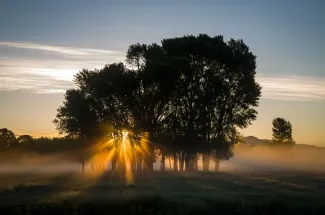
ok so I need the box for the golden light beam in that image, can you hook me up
[83,130,153,185]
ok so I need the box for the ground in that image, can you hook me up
[0,170,324,214]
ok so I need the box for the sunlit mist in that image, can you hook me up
[82,130,152,185]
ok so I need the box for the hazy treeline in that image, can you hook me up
[1,127,323,173]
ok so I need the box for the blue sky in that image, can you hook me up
[0,0,324,145]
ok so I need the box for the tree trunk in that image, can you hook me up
[189,157,195,172]
[136,156,141,172]
[161,153,165,171]
[202,154,210,172]
[173,153,178,171]
[185,153,195,172]
[215,158,220,172]
[81,159,85,174]
[132,158,136,171]
[142,133,153,172]
[168,157,172,171]
[112,157,117,171]
[179,151,185,171]
[185,153,190,171]
[145,155,153,172]
[91,162,95,172]
[140,157,143,172]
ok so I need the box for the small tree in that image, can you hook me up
[272,118,294,144]
[0,128,16,149]
[17,135,33,144]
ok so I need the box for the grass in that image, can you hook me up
[0,171,324,214]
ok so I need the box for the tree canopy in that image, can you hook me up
[272,117,294,144]
[17,135,33,144]
[0,128,16,149]
[54,34,262,164]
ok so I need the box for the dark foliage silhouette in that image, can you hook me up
[0,128,16,149]
[52,34,261,172]
[272,117,294,145]
[16,135,33,144]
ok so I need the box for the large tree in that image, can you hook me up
[272,117,294,144]
[54,34,261,172]
[161,34,261,171]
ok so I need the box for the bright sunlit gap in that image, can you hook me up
[85,129,150,185]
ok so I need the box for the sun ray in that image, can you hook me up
[81,130,154,185]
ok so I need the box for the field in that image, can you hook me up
[0,170,325,214]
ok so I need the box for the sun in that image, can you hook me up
[87,129,149,185]
[122,130,129,138]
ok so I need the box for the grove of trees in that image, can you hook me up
[53,34,262,172]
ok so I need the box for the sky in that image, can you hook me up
[0,0,324,146]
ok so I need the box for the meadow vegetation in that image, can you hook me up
[0,171,325,215]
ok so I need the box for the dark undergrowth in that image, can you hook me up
[1,171,324,214]
[0,196,324,215]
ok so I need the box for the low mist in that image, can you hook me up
[1,143,324,174]
[0,150,81,174]
[227,144,325,172]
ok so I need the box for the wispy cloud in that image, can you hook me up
[0,41,324,101]
[0,41,118,56]
[0,58,100,93]
[257,75,325,102]
[0,76,73,94]
[0,41,125,93]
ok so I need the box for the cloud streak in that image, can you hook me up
[0,76,73,94]
[0,41,125,94]
[0,58,100,93]
[257,75,325,102]
[0,41,118,56]
[0,41,324,101]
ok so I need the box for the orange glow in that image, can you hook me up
[85,130,151,185]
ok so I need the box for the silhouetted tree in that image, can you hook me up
[162,34,261,171]
[0,128,16,149]
[53,89,103,138]
[272,118,294,144]
[17,135,33,144]
[53,34,261,172]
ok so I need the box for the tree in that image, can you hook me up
[161,34,261,171]
[54,34,261,172]
[17,135,33,144]
[54,88,102,138]
[272,118,294,144]
[0,128,16,149]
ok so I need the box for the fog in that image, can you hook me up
[0,144,324,174]
[228,144,325,172]
[0,151,81,174]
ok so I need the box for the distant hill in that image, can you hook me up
[242,136,325,150]
[242,136,270,145]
